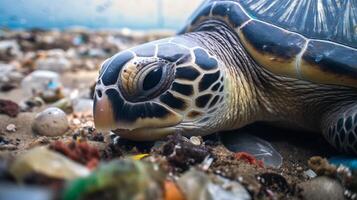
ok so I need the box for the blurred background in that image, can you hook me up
[0,0,205,104]
[0,0,203,30]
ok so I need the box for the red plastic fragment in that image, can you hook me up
[0,99,20,117]
[49,141,100,169]
[235,152,264,168]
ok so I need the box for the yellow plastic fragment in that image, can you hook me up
[130,154,150,160]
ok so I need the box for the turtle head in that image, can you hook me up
[93,36,228,140]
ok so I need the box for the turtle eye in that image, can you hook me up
[143,67,163,91]
[119,60,174,103]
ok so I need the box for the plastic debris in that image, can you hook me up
[32,107,69,137]
[21,70,63,101]
[164,181,185,200]
[221,133,282,168]
[35,54,71,73]
[0,40,22,61]
[329,156,357,170]
[87,48,107,58]
[200,156,214,171]
[49,141,100,169]
[162,134,210,169]
[0,99,20,117]
[130,154,150,160]
[9,147,90,182]
[235,152,264,168]
[62,159,165,200]
[304,169,317,179]
[177,168,251,200]
[0,63,23,91]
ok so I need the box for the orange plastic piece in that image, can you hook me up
[164,180,186,200]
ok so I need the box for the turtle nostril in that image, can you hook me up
[96,89,102,98]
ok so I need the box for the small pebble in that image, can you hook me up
[83,121,94,127]
[6,124,16,132]
[72,118,81,125]
[296,166,303,172]
[299,176,345,200]
[32,107,69,137]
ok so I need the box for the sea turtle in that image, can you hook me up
[93,0,357,154]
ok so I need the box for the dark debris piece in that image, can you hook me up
[0,136,10,145]
[23,172,65,190]
[258,172,291,193]
[0,83,17,92]
[102,142,124,160]
[114,138,155,153]
[0,159,15,182]
[161,134,210,169]
[202,133,220,146]
[72,127,104,143]
[88,132,104,142]
[0,99,20,117]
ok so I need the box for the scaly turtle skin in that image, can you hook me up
[94,0,357,154]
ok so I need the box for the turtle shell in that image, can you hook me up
[182,0,357,88]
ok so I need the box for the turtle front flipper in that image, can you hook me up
[323,105,357,154]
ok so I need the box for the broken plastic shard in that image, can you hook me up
[221,133,282,168]
[0,63,23,86]
[21,70,62,97]
[304,169,317,179]
[0,40,22,60]
[35,56,71,73]
[62,159,165,200]
[177,168,251,200]
[9,147,90,181]
[329,156,357,170]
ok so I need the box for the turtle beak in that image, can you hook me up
[93,92,180,140]
[93,88,183,138]
[93,93,117,131]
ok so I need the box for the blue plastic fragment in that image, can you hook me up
[47,81,59,89]
[329,156,357,170]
